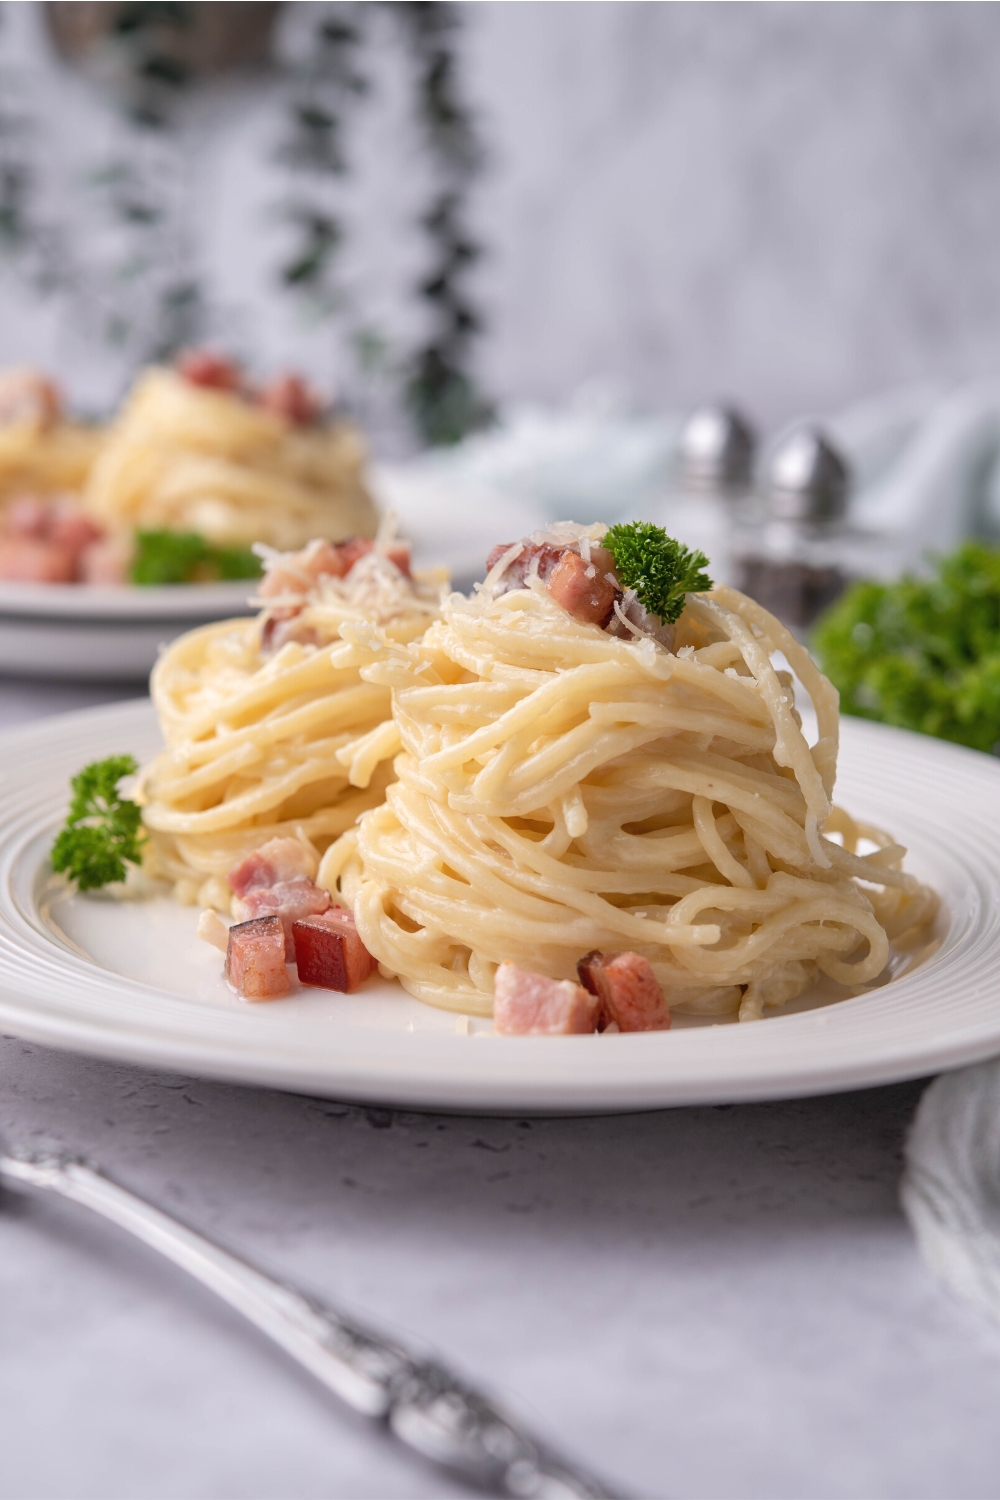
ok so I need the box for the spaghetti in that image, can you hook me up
[320,523,938,1021]
[84,366,376,551]
[0,369,102,507]
[139,530,445,911]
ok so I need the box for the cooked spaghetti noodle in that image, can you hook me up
[320,525,937,1021]
[0,369,102,507]
[139,533,444,911]
[84,366,376,550]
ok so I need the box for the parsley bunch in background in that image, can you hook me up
[813,542,1000,753]
[51,755,145,891]
[605,522,713,625]
[130,530,261,586]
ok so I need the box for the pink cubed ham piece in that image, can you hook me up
[0,536,75,582]
[258,539,352,598]
[0,370,61,426]
[79,534,132,585]
[176,349,242,391]
[485,541,564,593]
[225,914,290,1000]
[545,549,618,625]
[258,373,322,426]
[231,878,331,962]
[293,908,378,991]
[493,960,599,1036]
[577,950,671,1032]
[258,536,409,602]
[4,496,50,537]
[227,838,316,898]
[260,608,321,653]
[47,504,103,558]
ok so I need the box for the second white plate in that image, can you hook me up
[0,579,257,680]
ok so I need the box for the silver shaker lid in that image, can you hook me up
[677,404,756,491]
[767,427,850,523]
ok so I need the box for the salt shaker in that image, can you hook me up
[657,405,756,583]
[732,427,864,635]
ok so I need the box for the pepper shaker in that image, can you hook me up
[732,427,864,635]
[656,405,756,583]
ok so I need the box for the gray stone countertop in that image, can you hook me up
[2,676,1000,1500]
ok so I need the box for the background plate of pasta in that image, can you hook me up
[0,355,378,679]
[0,521,998,1112]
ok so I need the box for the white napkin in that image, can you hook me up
[372,376,1000,588]
[901,1058,1000,1322]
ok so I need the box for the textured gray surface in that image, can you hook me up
[4,1044,1000,1500]
[4,682,1000,1500]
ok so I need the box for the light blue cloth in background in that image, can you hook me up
[372,379,1000,589]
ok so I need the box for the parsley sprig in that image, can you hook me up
[605,522,712,625]
[813,542,1000,753]
[130,530,261,586]
[50,756,145,892]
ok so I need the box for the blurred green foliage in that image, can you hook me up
[130,529,261,585]
[812,542,1000,753]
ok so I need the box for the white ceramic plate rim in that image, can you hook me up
[0,578,257,622]
[2,700,1000,1113]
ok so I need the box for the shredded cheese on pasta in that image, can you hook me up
[138,542,445,910]
[318,571,938,1021]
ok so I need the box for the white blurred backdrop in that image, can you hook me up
[1,2,1000,437]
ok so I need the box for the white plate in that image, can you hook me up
[1,700,999,1113]
[0,580,256,680]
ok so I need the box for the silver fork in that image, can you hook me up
[0,1142,622,1500]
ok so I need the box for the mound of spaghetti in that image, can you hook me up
[138,528,444,911]
[84,353,376,552]
[320,522,938,1024]
[0,369,102,507]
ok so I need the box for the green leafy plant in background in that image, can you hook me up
[812,542,1000,753]
[394,2,491,446]
[51,754,144,891]
[130,529,261,584]
[276,0,490,447]
[276,2,368,302]
[605,522,713,625]
[42,1,209,360]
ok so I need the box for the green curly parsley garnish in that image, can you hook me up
[604,522,713,625]
[130,530,262,586]
[813,542,1000,754]
[50,755,145,891]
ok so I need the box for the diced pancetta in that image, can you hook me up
[577,950,671,1032]
[545,548,618,625]
[258,536,411,602]
[485,541,565,594]
[493,960,599,1036]
[227,837,317,897]
[79,534,132,585]
[231,878,332,962]
[46,503,103,557]
[293,908,378,991]
[259,608,320,653]
[257,373,322,426]
[605,594,676,651]
[0,369,61,427]
[0,536,75,583]
[225,914,290,1000]
[176,350,242,391]
[4,496,50,537]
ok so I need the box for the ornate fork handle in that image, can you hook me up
[0,1149,622,1499]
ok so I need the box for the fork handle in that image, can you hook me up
[0,1150,621,1499]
